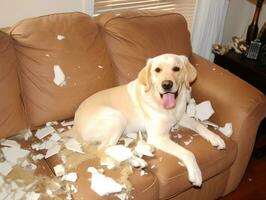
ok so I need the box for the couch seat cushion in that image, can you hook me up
[146,128,237,199]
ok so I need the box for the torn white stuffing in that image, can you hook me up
[23,130,33,141]
[21,160,37,170]
[35,126,56,140]
[32,154,44,161]
[61,120,74,127]
[115,193,128,200]
[45,144,61,159]
[26,192,40,200]
[0,161,13,176]
[2,146,30,165]
[57,35,65,40]
[46,121,58,126]
[1,139,20,148]
[57,128,65,133]
[53,164,65,177]
[130,156,147,169]
[105,145,133,163]
[88,167,124,196]
[49,133,61,142]
[134,142,154,158]
[100,159,115,170]
[64,138,84,154]
[62,172,78,182]
[218,123,233,137]
[14,189,26,200]
[195,101,215,121]
[53,65,66,87]
[184,139,192,146]
[97,65,104,69]
[140,170,147,176]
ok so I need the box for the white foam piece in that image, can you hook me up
[140,170,147,176]
[32,154,44,161]
[219,123,233,137]
[130,156,147,169]
[61,120,74,127]
[115,193,128,200]
[88,167,123,196]
[53,65,66,87]
[195,101,215,121]
[100,159,115,170]
[35,126,56,140]
[54,164,65,177]
[14,189,26,200]
[46,121,58,126]
[0,161,13,176]
[1,139,20,148]
[45,144,61,159]
[105,145,133,163]
[184,139,192,146]
[26,192,40,200]
[134,142,154,157]
[57,128,65,133]
[57,34,65,40]
[64,138,84,154]
[49,133,61,142]
[23,130,33,141]
[21,160,37,170]
[2,146,30,165]
[62,172,78,182]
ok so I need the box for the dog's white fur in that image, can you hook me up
[70,54,225,186]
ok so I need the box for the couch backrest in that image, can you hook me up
[9,12,115,128]
[0,30,27,138]
[96,11,192,84]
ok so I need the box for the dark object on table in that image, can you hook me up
[246,39,261,59]
[246,0,265,45]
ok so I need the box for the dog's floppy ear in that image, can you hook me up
[182,56,197,88]
[138,59,152,92]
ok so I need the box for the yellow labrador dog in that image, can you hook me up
[71,54,225,186]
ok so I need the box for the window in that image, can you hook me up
[94,0,197,31]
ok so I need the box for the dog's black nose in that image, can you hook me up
[162,80,173,90]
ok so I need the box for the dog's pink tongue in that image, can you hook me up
[162,93,176,109]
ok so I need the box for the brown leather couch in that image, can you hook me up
[1,11,266,200]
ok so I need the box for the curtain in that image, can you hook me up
[191,0,229,61]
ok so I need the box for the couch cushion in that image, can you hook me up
[146,128,237,199]
[96,11,192,84]
[0,30,27,138]
[10,12,115,128]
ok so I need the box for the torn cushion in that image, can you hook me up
[10,12,115,128]
[146,128,237,199]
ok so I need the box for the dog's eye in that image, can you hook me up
[155,67,161,73]
[172,66,180,72]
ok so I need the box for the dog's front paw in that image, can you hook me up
[208,134,226,150]
[183,153,202,187]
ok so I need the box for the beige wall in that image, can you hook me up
[0,0,93,28]
[223,0,266,43]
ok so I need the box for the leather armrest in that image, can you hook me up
[190,53,266,195]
